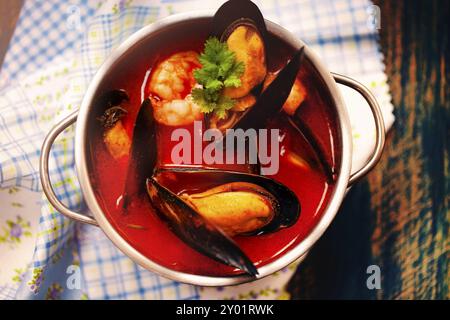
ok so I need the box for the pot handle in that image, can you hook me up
[40,111,99,226]
[332,73,386,186]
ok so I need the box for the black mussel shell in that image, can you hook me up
[211,0,268,42]
[96,89,130,129]
[288,109,336,183]
[228,47,305,132]
[122,98,157,210]
[220,18,264,44]
[146,177,258,276]
[98,89,129,108]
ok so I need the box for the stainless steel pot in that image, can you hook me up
[39,12,385,286]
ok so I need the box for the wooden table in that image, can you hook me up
[0,0,447,300]
[0,0,23,69]
[288,0,449,299]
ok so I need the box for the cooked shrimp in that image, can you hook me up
[152,95,203,126]
[263,72,307,116]
[148,51,203,126]
[148,51,200,101]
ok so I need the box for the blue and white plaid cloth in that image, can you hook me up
[0,0,394,300]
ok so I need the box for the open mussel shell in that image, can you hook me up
[228,47,305,132]
[155,168,301,235]
[209,47,305,151]
[211,0,268,42]
[287,109,336,183]
[122,98,157,210]
[212,0,268,102]
[97,89,129,108]
[96,89,130,128]
[146,177,258,276]
[205,0,273,132]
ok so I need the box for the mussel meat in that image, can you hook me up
[181,182,277,236]
[222,23,267,99]
[263,73,307,116]
[97,89,131,160]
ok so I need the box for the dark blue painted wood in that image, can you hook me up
[289,0,449,299]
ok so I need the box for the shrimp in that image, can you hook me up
[263,72,307,116]
[148,51,203,126]
[152,95,203,126]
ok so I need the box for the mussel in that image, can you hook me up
[221,22,267,99]
[96,89,130,120]
[229,47,305,131]
[212,0,268,41]
[207,0,269,132]
[288,110,336,182]
[146,176,258,276]
[261,70,336,181]
[122,98,157,210]
[154,168,300,236]
[211,2,307,134]
[97,89,132,160]
[146,168,300,275]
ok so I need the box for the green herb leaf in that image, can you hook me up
[193,37,245,119]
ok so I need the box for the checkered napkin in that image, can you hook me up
[0,0,394,300]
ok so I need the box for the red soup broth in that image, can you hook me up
[88,34,341,276]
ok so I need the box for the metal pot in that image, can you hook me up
[40,12,385,286]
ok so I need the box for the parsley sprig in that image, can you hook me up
[192,37,245,119]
